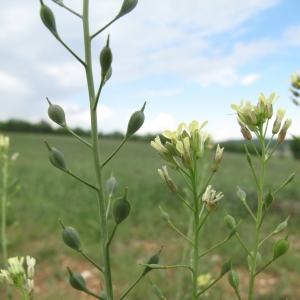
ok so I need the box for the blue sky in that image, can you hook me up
[1,0,300,141]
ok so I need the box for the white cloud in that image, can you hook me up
[138,112,175,135]
[241,73,261,85]
[0,72,33,95]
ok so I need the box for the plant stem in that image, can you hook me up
[82,1,113,298]
[64,125,92,148]
[1,156,8,269]
[118,274,144,300]
[169,222,194,245]
[91,17,119,40]
[68,171,98,190]
[80,251,104,273]
[248,137,266,300]
[102,138,128,167]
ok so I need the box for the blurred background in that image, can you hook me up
[1,1,300,299]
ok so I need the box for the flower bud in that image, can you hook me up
[59,220,82,252]
[125,102,146,138]
[142,246,163,276]
[44,141,69,172]
[220,258,232,277]
[47,97,66,127]
[241,126,252,140]
[113,188,131,224]
[228,269,239,294]
[212,144,224,172]
[272,108,285,134]
[283,167,299,186]
[247,252,261,271]
[277,118,292,144]
[158,166,178,194]
[117,0,138,18]
[273,235,290,260]
[290,96,299,105]
[106,172,118,198]
[67,267,88,292]
[39,1,59,38]
[100,35,113,79]
[224,215,236,230]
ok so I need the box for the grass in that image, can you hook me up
[1,132,300,300]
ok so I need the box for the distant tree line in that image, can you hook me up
[1,119,294,156]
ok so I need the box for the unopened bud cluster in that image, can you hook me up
[0,256,36,298]
[231,93,292,144]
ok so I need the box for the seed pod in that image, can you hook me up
[47,97,66,127]
[67,267,88,292]
[40,1,59,38]
[113,188,131,225]
[117,0,138,18]
[100,35,113,78]
[228,269,239,293]
[159,206,170,223]
[103,67,112,86]
[99,290,107,300]
[44,141,69,172]
[125,102,146,138]
[106,172,118,198]
[273,216,290,234]
[61,224,82,252]
[247,252,261,271]
[142,246,163,276]
[224,215,236,230]
[273,235,290,260]
[220,258,232,277]
[237,187,246,202]
[264,187,274,210]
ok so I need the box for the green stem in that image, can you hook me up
[107,224,118,247]
[178,168,193,190]
[197,171,214,200]
[1,156,8,269]
[80,251,104,273]
[57,37,86,67]
[197,211,210,232]
[68,171,98,190]
[118,274,144,300]
[258,232,273,248]
[169,222,194,245]
[82,1,113,299]
[248,135,266,300]
[53,1,82,18]
[140,263,193,272]
[106,196,113,218]
[176,193,195,212]
[93,80,104,111]
[86,289,106,300]
[255,259,275,276]
[102,138,128,167]
[265,143,279,164]
[250,140,262,162]
[91,17,119,40]
[197,276,221,297]
[235,234,252,257]
[241,200,257,222]
[64,125,92,148]
[198,238,228,259]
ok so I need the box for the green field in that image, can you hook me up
[1,132,300,300]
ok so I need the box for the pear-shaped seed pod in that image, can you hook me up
[247,251,261,271]
[47,98,66,127]
[220,259,232,277]
[273,236,290,260]
[99,290,107,299]
[62,226,82,252]
[125,102,146,138]
[264,187,274,210]
[142,246,163,276]
[113,188,131,224]
[40,2,59,38]
[224,215,236,230]
[67,267,88,292]
[100,35,113,78]
[228,269,239,292]
[117,0,138,18]
[106,172,118,198]
[45,141,69,172]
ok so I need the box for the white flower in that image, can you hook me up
[26,256,36,279]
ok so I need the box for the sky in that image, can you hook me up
[1,0,300,142]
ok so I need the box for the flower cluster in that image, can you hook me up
[151,120,223,171]
[231,93,292,144]
[0,256,36,299]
